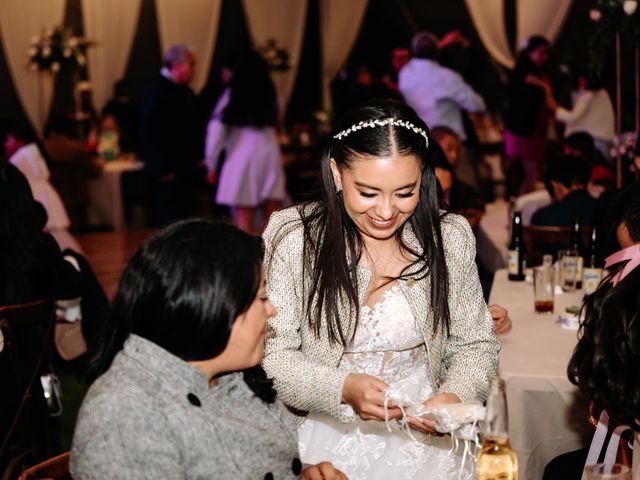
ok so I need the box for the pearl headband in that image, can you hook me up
[333,118,429,148]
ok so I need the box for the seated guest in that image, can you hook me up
[71,219,345,479]
[544,182,640,479]
[43,117,101,231]
[4,124,70,231]
[531,154,596,226]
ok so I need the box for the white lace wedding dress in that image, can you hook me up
[298,284,469,480]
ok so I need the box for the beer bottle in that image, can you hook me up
[476,378,518,480]
[570,218,584,289]
[582,227,603,295]
[508,211,525,281]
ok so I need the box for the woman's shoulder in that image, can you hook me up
[440,212,474,242]
[263,203,317,247]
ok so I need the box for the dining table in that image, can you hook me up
[489,268,594,480]
[86,158,144,231]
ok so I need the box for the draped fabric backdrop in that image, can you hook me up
[466,0,573,69]
[242,0,308,112]
[0,0,66,135]
[82,0,142,113]
[320,0,368,112]
[516,0,573,52]
[464,0,514,68]
[155,0,222,93]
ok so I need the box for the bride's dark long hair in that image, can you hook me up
[272,99,450,345]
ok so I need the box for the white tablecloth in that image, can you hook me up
[477,200,509,273]
[489,269,593,480]
[87,159,143,231]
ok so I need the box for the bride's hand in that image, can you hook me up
[341,373,402,421]
[407,392,461,434]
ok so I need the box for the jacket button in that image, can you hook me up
[264,473,273,480]
[291,457,302,475]
[187,393,201,407]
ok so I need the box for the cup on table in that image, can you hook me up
[584,464,631,480]
[558,249,579,293]
[533,265,555,314]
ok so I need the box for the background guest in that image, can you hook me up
[531,154,596,226]
[204,51,286,234]
[504,36,552,195]
[102,79,138,154]
[399,31,486,143]
[43,117,101,232]
[139,44,203,227]
[4,123,70,231]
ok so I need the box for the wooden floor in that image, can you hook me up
[76,229,155,299]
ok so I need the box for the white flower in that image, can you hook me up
[68,37,78,47]
[51,62,60,73]
[30,35,39,44]
[28,47,37,56]
[42,46,51,57]
[77,54,86,66]
[623,0,638,15]
[63,48,71,58]
[29,63,38,71]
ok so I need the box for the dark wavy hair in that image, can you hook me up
[221,51,278,128]
[568,266,640,431]
[87,218,276,402]
[275,99,450,345]
[0,162,59,305]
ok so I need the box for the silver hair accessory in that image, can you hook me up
[333,118,429,147]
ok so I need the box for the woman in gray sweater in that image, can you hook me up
[71,219,345,479]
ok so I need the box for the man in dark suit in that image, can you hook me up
[140,44,202,227]
[532,154,596,226]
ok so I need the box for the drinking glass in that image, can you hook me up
[533,265,554,314]
[584,464,631,480]
[558,248,579,293]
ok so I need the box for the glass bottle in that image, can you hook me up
[582,227,603,295]
[570,218,584,289]
[477,378,518,480]
[507,211,525,281]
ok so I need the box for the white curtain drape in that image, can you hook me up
[82,0,142,113]
[242,0,308,111]
[320,0,368,112]
[465,0,514,68]
[155,0,222,93]
[0,0,66,135]
[516,0,573,52]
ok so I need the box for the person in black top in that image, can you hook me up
[532,154,596,226]
[139,44,203,227]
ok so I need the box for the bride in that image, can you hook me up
[262,99,499,479]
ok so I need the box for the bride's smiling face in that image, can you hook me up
[330,153,422,242]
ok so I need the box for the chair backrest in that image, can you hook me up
[17,451,71,480]
[523,225,593,267]
[0,299,55,476]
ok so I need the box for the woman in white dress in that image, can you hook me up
[262,99,499,479]
[4,126,70,230]
[205,51,286,233]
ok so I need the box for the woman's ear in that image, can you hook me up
[329,158,342,191]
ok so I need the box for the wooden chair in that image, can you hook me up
[17,452,71,480]
[523,225,592,267]
[0,299,55,479]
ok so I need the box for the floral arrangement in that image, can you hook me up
[28,26,93,74]
[258,38,290,71]
[610,131,638,160]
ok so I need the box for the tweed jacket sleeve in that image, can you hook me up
[262,207,351,421]
[436,214,500,403]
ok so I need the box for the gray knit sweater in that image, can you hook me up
[71,335,301,479]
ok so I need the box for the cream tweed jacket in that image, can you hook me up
[262,205,500,425]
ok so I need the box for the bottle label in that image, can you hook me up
[508,250,519,275]
[583,268,603,295]
[575,257,584,283]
